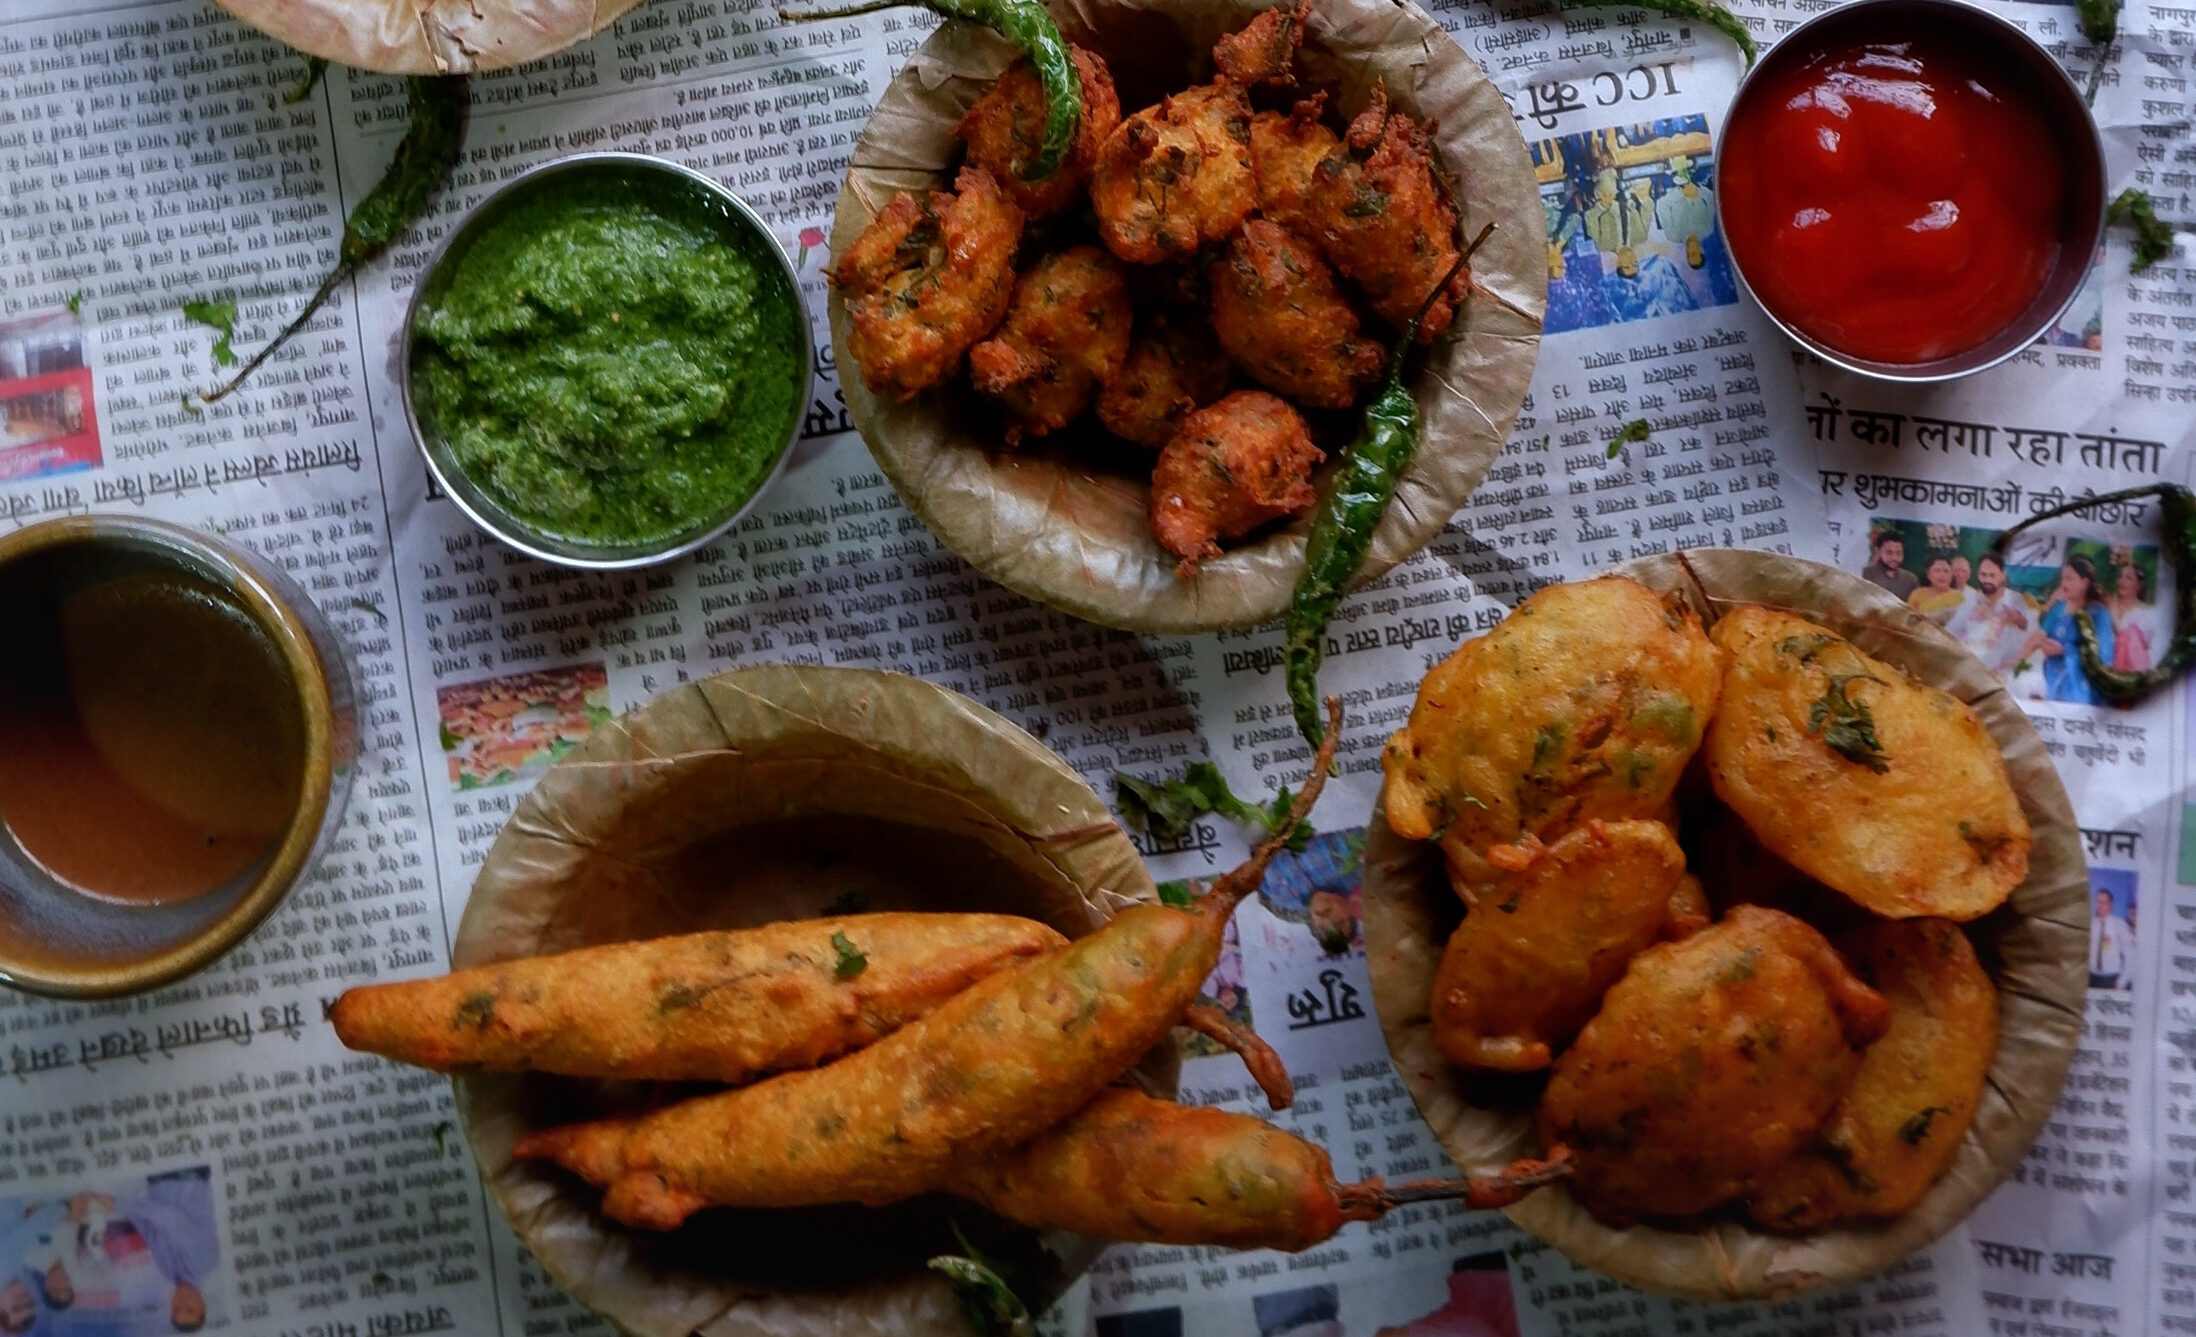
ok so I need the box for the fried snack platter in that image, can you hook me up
[450,664,1157,1337]
[209,0,634,74]
[828,0,1544,633]
[1362,549,2089,1301]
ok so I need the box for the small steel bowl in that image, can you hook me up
[401,153,812,570]
[0,516,358,997]
[1718,0,2106,382]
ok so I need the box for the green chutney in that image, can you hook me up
[411,175,806,550]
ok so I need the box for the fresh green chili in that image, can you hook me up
[200,75,468,404]
[1988,482,2196,705]
[1284,224,1493,749]
[1564,0,1756,66]
[778,0,1076,180]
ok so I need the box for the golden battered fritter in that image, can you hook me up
[1150,389,1322,575]
[1748,917,1997,1230]
[1703,606,2032,921]
[1429,819,1705,1073]
[1092,81,1258,264]
[831,166,1024,400]
[968,244,1134,442]
[1304,80,1469,342]
[1381,576,1724,896]
[955,46,1123,219]
[1210,219,1384,409]
[1250,95,1340,234]
[1538,905,1892,1224]
[1097,311,1234,448]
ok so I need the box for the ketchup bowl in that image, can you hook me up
[1718,0,2105,381]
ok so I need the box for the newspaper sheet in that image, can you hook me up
[0,0,2187,1334]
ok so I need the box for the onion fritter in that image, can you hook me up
[1429,819,1705,1073]
[1150,389,1322,575]
[969,244,1134,443]
[1250,95,1340,234]
[955,46,1123,219]
[1210,219,1384,409]
[1703,606,2032,921]
[1304,80,1468,342]
[1097,311,1234,448]
[1748,917,1997,1230]
[1381,576,1724,897]
[831,166,1024,400]
[1092,81,1257,264]
[1538,905,1892,1224]
[1211,4,1302,88]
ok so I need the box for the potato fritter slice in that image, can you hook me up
[1097,311,1234,448]
[1429,819,1705,1073]
[968,245,1134,443]
[1211,4,1303,88]
[1748,917,1997,1230]
[1380,576,1725,897]
[1538,906,1892,1224]
[1210,219,1384,409]
[955,46,1123,219]
[1092,81,1257,264]
[1150,389,1322,576]
[830,166,1024,400]
[1703,606,2032,921]
[1250,95,1340,233]
[1304,80,1468,342]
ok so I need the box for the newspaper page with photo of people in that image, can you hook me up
[0,0,2188,1335]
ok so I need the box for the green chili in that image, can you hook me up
[778,0,1076,180]
[200,75,468,404]
[1285,223,1494,748]
[1563,0,1756,66]
[1988,482,2196,705]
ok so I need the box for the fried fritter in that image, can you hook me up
[1304,80,1468,342]
[1097,311,1234,447]
[1150,389,1322,575]
[1538,905,1892,1224]
[831,166,1023,400]
[1703,606,2032,921]
[1429,820,1705,1073]
[1748,917,1997,1230]
[1092,81,1257,264]
[1212,4,1303,88]
[955,46,1123,219]
[1210,219,1385,409]
[1381,576,1725,897]
[969,245,1134,442]
[1250,95,1340,233]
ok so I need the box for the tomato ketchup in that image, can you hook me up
[1720,36,2071,366]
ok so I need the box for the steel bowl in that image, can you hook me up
[1717,0,2107,382]
[401,152,812,570]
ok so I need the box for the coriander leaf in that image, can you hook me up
[2107,188,2174,273]
[1606,417,1649,459]
[1116,764,1308,852]
[430,1120,454,1153]
[928,1253,1035,1337]
[2077,0,2119,46]
[1807,672,1890,773]
[830,930,867,980]
[286,55,328,105]
[182,298,238,366]
[1156,880,1196,908]
[65,291,82,315]
[1899,1105,1950,1145]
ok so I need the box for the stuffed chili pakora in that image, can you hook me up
[1703,606,2032,921]
[1538,905,1892,1224]
[955,45,1122,218]
[969,244,1134,442]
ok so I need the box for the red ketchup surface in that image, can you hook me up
[1720,37,2068,365]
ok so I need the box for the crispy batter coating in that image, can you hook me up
[1429,820,1705,1073]
[1381,576,1724,896]
[1211,5,1303,88]
[1092,81,1257,264]
[968,244,1134,442]
[329,915,1064,1081]
[1748,917,1997,1230]
[1703,606,2032,921]
[1304,81,1469,342]
[831,166,1023,400]
[955,46,1123,218]
[1097,311,1234,447]
[1250,95,1340,233]
[1538,905,1892,1223]
[1210,218,1385,409]
[1150,389,1322,576]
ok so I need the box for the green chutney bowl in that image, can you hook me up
[400,152,813,570]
